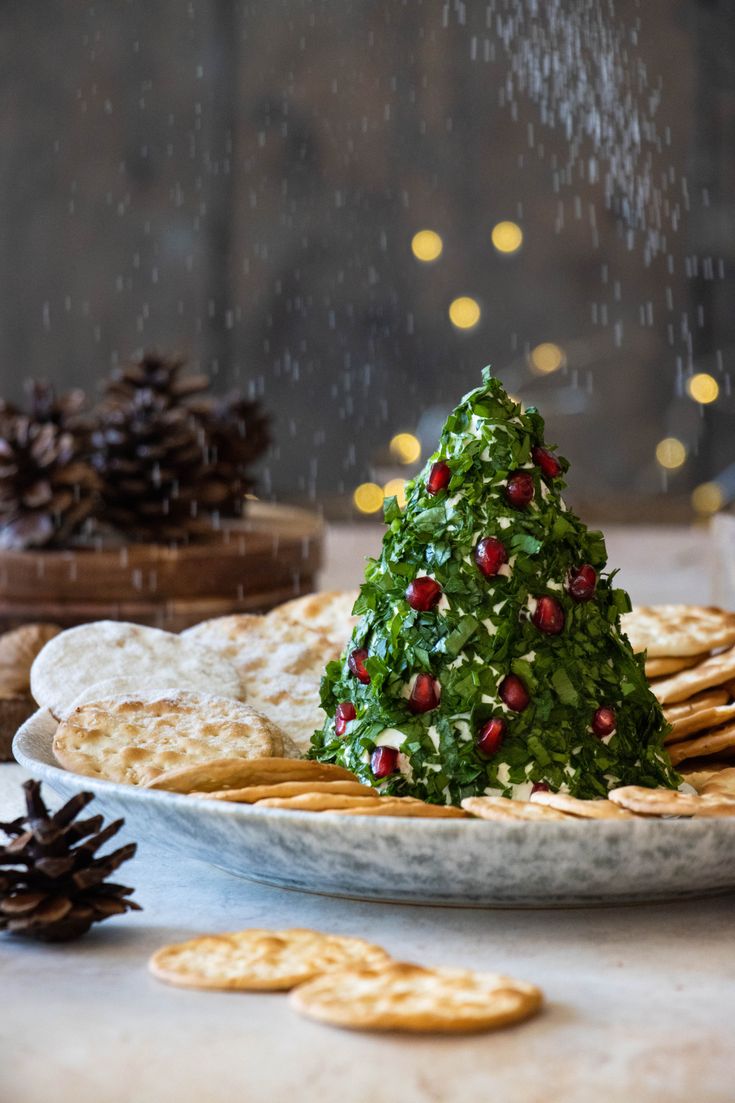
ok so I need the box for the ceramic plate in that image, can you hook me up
[13,709,735,908]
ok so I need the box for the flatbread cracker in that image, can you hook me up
[608,784,735,816]
[149,928,392,991]
[266,590,360,651]
[652,646,735,705]
[461,796,568,821]
[182,614,337,682]
[332,799,469,819]
[148,756,358,793]
[663,689,730,722]
[189,780,376,802]
[254,792,382,812]
[667,723,735,766]
[529,792,635,819]
[645,654,706,679]
[622,604,735,658]
[289,962,543,1034]
[665,703,735,743]
[680,766,735,798]
[53,692,283,785]
[245,671,324,753]
[31,621,243,718]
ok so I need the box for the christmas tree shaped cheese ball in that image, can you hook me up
[311,369,679,804]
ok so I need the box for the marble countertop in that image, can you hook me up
[2,523,733,1103]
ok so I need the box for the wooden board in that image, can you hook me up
[0,502,323,633]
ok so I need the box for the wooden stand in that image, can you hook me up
[0,502,323,633]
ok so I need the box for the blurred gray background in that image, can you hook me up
[0,0,733,520]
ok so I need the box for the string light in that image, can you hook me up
[530,343,565,375]
[383,478,407,507]
[686,373,719,404]
[655,437,687,470]
[389,432,421,464]
[691,482,723,515]
[491,221,524,254]
[353,482,384,514]
[449,297,481,330]
[411,230,443,263]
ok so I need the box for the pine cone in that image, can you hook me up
[0,412,99,551]
[25,380,88,433]
[196,392,271,517]
[0,779,140,942]
[104,351,209,408]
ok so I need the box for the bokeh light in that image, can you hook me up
[410,229,443,263]
[389,432,421,464]
[530,342,565,375]
[686,373,720,404]
[491,221,524,254]
[353,482,384,514]
[691,481,723,515]
[448,296,481,330]
[383,478,407,507]
[655,437,687,470]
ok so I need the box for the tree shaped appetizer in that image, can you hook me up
[312,369,679,804]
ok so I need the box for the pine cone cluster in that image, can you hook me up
[0,354,271,549]
[0,779,140,942]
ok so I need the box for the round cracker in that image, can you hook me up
[622,604,735,658]
[652,646,735,706]
[182,614,338,681]
[529,792,635,819]
[254,792,382,812]
[289,962,542,1034]
[608,784,735,817]
[461,796,568,821]
[665,703,735,743]
[0,623,61,696]
[663,689,730,722]
[265,590,359,651]
[31,621,243,718]
[245,671,324,753]
[149,928,392,991]
[147,755,358,792]
[332,799,469,819]
[645,653,706,679]
[52,692,283,785]
[667,722,735,766]
[190,780,376,802]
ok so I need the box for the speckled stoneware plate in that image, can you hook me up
[13,709,735,908]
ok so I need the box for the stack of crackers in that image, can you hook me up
[623,604,735,775]
[149,925,543,1035]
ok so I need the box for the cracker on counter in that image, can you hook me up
[149,928,393,991]
[290,962,543,1034]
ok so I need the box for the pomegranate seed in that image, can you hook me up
[348,648,371,684]
[532,445,561,479]
[427,461,451,496]
[371,746,398,778]
[567,564,597,603]
[334,701,356,736]
[592,707,616,737]
[505,470,534,508]
[499,674,530,712]
[531,595,565,635]
[406,576,442,611]
[408,673,441,714]
[474,536,508,578]
[531,781,550,794]
[477,717,505,756]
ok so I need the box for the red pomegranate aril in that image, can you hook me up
[592,707,616,737]
[531,781,550,794]
[334,701,356,736]
[406,576,442,611]
[348,647,371,684]
[531,595,565,635]
[371,746,398,778]
[477,717,506,757]
[532,445,562,479]
[567,564,597,603]
[474,536,508,578]
[499,674,530,712]
[408,673,441,714]
[505,470,535,509]
[427,460,451,496]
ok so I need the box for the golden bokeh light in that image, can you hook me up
[383,478,407,507]
[691,481,723,515]
[686,373,720,405]
[655,437,687,470]
[389,432,421,465]
[491,221,524,254]
[411,229,443,263]
[530,342,565,375]
[449,296,481,330]
[353,482,384,514]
